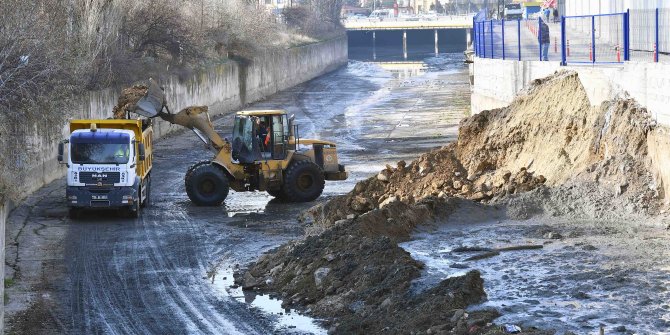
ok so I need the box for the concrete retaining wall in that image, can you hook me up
[471,56,670,202]
[22,36,348,199]
[471,58,670,126]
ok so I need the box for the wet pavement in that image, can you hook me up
[4,50,470,334]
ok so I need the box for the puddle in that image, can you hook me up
[400,218,670,335]
[208,264,326,334]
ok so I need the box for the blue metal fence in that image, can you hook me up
[474,8,667,65]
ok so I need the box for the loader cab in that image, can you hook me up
[232,110,290,163]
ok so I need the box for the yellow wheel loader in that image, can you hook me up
[132,80,347,206]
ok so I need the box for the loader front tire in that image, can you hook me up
[185,163,229,206]
[282,160,324,203]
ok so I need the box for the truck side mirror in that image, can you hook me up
[138,143,146,161]
[57,142,65,163]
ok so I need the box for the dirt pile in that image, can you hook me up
[236,198,506,334]
[111,85,148,119]
[308,71,659,228]
[238,71,660,334]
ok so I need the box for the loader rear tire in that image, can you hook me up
[185,163,229,206]
[282,160,324,203]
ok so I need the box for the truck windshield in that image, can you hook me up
[71,143,130,164]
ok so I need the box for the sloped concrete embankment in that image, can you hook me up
[238,71,663,334]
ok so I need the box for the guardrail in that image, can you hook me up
[474,8,669,65]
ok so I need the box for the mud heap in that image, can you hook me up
[111,85,148,119]
[237,71,660,334]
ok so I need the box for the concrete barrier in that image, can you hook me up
[471,56,670,203]
[21,36,348,199]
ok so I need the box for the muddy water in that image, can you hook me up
[401,204,670,334]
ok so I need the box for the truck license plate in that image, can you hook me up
[92,195,108,200]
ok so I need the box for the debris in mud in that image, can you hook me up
[112,85,148,119]
[239,71,664,335]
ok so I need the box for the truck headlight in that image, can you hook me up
[122,195,133,204]
[68,195,77,200]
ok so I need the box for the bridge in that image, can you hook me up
[344,15,474,59]
[343,15,474,31]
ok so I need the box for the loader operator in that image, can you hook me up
[258,121,268,151]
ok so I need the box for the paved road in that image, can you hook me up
[4,53,470,334]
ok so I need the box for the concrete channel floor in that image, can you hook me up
[3,55,471,334]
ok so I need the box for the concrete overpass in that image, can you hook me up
[344,15,474,58]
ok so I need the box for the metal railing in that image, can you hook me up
[474,8,669,65]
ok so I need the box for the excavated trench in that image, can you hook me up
[238,71,670,334]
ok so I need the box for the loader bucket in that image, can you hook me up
[134,79,165,118]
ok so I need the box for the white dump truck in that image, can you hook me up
[58,119,153,219]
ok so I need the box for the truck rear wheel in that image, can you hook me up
[185,163,229,206]
[282,160,324,202]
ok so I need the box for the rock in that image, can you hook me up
[334,219,351,225]
[419,162,432,175]
[323,254,336,262]
[397,160,406,170]
[377,171,390,182]
[242,272,260,289]
[502,171,512,182]
[346,214,356,220]
[462,184,473,194]
[543,231,563,239]
[270,264,283,276]
[613,325,626,332]
[314,267,331,288]
[469,191,488,201]
[453,180,463,190]
[379,196,399,209]
[350,196,372,212]
[572,291,590,299]
[450,309,465,323]
[380,297,392,309]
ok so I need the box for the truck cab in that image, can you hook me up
[59,119,152,219]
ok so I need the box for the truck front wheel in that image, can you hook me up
[68,208,81,220]
[185,164,229,206]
